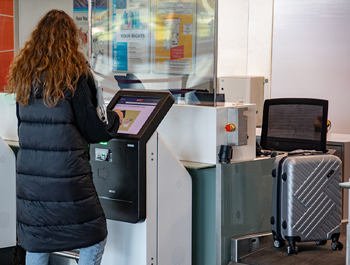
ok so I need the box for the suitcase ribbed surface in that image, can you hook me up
[283,155,342,241]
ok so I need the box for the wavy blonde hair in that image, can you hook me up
[7,9,90,106]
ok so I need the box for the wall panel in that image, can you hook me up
[0,0,13,16]
[0,0,14,91]
[0,51,13,90]
[0,16,14,50]
[271,0,350,133]
[217,0,273,100]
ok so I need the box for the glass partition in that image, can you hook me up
[73,0,217,105]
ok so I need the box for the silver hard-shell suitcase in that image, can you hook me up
[270,153,343,254]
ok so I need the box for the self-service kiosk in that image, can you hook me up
[90,90,192,265]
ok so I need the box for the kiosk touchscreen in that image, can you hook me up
[112,96,160,135]
[90,90,174,223]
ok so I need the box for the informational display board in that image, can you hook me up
[154,0,196,74]
[112,0,151,73]
[73,0,215,92]
[73,0,109,74]
[73,1,89,59]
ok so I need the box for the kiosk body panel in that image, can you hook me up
[101,133,158,265]
[158,134,192,264]
[91,138,146,223]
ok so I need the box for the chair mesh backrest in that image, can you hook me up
[260,98,328,152]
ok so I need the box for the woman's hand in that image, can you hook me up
[114,110,124,125]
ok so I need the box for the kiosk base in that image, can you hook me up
[100,132,192,265]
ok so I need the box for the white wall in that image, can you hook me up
[271,0,350,134]
[217,0,273,100]
[18,0,73,49]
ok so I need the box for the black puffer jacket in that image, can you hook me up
[16,73,119,252]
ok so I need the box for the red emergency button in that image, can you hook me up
[225,124,236,132]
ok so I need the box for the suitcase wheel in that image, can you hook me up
[331,241,343,251]
[315,240,327,245]
[271,169,276,178]
[282,172,287,181]
[338,242,344,250]
[287,246,298,255]
[274,239,285,248]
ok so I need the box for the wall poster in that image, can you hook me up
[112,0,151,73]
[73,0,90,59]
[73,0,109,75]
[154,0,196,74]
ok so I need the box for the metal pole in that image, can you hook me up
[88,0,92,64]
[213,0,219,107]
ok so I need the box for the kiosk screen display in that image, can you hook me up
[112,96,161,135]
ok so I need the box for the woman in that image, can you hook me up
[6,9,123,265]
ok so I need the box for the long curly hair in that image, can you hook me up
[6,9,90,107]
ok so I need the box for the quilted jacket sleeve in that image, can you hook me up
[71,74,120,143]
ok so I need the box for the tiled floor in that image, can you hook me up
[237,224,347,265]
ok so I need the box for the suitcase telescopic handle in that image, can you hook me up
[288,149,317,156]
